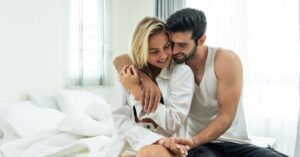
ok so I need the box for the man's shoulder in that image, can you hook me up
[214,47,241,68]
[215,47,240,61]
[214,47,243,79]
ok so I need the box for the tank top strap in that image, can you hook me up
[205,46,217,71]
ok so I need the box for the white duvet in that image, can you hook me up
[0,100,114,157]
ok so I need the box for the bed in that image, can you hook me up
[0,89,277,157]
[0,90,116,157]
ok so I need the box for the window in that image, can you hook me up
[68,0,110,86]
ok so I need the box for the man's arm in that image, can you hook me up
[113,54,161,113]
[113,54,132,72]
[179,49,243,148]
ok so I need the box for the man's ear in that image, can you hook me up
[198,34,206,45]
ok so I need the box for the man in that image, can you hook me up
[114,8,285,157]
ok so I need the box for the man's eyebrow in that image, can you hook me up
[177,42,188,46]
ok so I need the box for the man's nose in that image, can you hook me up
[172,45,179,55]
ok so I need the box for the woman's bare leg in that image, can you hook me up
[136,145,175,157]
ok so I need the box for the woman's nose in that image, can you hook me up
[160,50,168,58]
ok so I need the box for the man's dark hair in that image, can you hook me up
[166,8,207,44]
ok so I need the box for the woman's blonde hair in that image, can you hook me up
[130,17,168,69]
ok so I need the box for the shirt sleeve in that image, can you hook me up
[111,81,164,151]
[135,64,195,135]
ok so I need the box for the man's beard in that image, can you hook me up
[173,46,197,64]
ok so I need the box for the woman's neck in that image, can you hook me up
[142,64,162,80]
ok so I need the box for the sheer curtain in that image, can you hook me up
[296,107,300,157]
[186,0,299,156]
[155,0,186,21]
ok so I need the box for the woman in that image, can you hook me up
[112,17,195,157]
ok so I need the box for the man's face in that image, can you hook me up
[169,32,196,63]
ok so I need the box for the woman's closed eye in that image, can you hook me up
[149,49,159,54]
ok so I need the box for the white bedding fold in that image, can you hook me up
[0,130,111,157]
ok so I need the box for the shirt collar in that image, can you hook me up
[157,61,175,80]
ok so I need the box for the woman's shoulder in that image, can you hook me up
[168,63,194,86]
[170,63,192,72]
[169,63,193,75]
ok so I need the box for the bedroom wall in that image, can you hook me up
[0,0,68,101]
[0,0,155,102]
[107,0,155,85]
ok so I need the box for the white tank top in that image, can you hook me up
[187,46,250,144]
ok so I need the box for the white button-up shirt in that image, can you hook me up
[110,63,195,155]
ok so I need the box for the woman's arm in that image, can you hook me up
[135,64,195,135]
[113,81,189,155]
[113,54,161,112]
[119,65,142,100]
[112,81,164,151]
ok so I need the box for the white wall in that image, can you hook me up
[0,0,68,101]
[0,0,155,101]
[108,0,155,82]
[110,0,155,57]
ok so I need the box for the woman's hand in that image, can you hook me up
[174,138,194,149]
[157,137,189,156]
[119,65,142,100]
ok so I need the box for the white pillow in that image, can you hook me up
[0,104,65,139]
[0,117,19,143]
[55,90,108,114]
[85,102,111,121]
[0,101,33,142]
[28,92,59,110]
[57,113,114,137]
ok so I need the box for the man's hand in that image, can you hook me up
[140,75,161,113]
[157,137,189,156]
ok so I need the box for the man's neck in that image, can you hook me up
[186,45,208,85]
[186,45,208,68]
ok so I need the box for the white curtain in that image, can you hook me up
[155,0,186,21]
[186,0,299,156]
[296,106,300,157]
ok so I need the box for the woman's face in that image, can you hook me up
[147,32,172,69]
